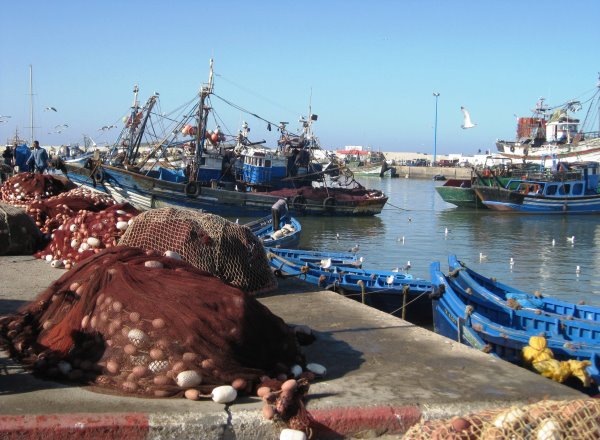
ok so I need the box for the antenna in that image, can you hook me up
[29,65,34,146]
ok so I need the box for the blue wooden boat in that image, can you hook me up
[264,247,361,268]
[267,249,433,324]
[473,162,600,213]
[245,202,302,248]
[63,61,388,217]
[447,254,600,322]
[430,262,600,391]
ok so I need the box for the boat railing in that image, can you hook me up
[509,169,583,182]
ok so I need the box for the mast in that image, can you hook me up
[125,85,140,161]
[29,65,34,145]
[192,59,214,181]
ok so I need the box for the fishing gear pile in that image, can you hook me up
[25,188,117,233]
[35,203,138,269]
[0,173,76,204]
[0,246,304,399]
[118,207,276,294]
[403,398,600,439]
[0,202,44,255]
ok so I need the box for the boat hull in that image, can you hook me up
[474,185,600,213]
[496,137,600,164]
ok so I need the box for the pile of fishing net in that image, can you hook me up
[118,207,276,294]
[403,398,600,439]
[25,188,117,233]
[268,186,384,203]
[0,247,305,401]
[35,203,138,269]
[0,202,44,255]
[0,173,76,204]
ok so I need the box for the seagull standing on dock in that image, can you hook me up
[461,106,476,129]
[320,258,332,269]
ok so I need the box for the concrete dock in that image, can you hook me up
[0,256,585,439]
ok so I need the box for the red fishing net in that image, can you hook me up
[26,188,117,233]
[35,203,139,268]
[0,246,304,398]
[0,172,76,204]
[118,207,277,294]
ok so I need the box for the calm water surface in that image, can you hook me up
[242,176,600,307]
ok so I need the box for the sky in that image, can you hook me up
[1,0,599,155]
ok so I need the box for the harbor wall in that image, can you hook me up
[392,165,473,179]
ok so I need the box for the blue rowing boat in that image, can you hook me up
[247,210,302,249]
[447,255,600,322]
[430,261,600,392]
[267,248,433,324]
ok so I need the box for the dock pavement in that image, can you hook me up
[0,256,585,439]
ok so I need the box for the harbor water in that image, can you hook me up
[242,176,600,307]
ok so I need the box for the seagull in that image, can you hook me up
[398,236,405,244]
[461,106,476,129]
[408,217,412,223]
[444,227,449,237]
[350,244,360,253]
[402,261,411,271]
[392,267,400,273]
[45,107,57,112]
[576,265,581,274]
[567,235,575,244]
[335,233,339,240]
[479,252,487,262]
[510,257,514,267]
[551,238,556,247]
[386,275,395,285]
[54,124,69,129]
[320,258,332,269]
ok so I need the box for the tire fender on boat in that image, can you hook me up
[510,146,515,153]
[291,195,306,211]
[323,196,336,211]
[185,181,199,197]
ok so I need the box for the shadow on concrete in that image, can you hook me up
[0,299,29,316]
[0,355,74,396]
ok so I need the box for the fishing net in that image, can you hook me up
[0,172,76,204]
[403,398,600,439]
[0,246,304,398]
[0,202,44,255]
[118,207,276,294]
[34,203,138,269]
[268,186,384,202]
[26,188,117,233]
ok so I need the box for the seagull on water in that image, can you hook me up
[479,252,487,262]
[397,236,405,244]
[552,238,556,247]
[335,233,339,240]
[576,265,581,275]
[350,244,360,253]
[45,107,57,112]
[567,235,575,244]
[444,227,449,237]
[461,106,477,129]
[402,260,411,271]
[510,257,514,267]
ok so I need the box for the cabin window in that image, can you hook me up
[258,158,263,167]
[572,183,583,195]
[265,160,271,167]
[557,185,566,195]
[200,157,206,166]
[563,184,571,195]
[546,184,558,196]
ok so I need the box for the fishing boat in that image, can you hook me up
[62,60,388,217]
[245,201,302,248]
[447,255,600,322]
[496,76,600,164]
[430,262,600,392]
[264,246,362,268]
[473,161,600,213]
[267,248,433,324]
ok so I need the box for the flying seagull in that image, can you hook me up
[461,106,476,129]
[55,124,69,129]
[45,107,58,112]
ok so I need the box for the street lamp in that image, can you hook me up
[433,92,440,167]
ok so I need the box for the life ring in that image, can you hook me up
[510,146,515,153]
[323,197,336,212]
[291,195,307,211]
[184,181,199,197]
[92,168,105,184]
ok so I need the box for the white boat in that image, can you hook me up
[496,76,600,164]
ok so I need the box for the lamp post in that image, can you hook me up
[432,92,440,167]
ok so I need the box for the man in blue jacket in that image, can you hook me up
[27,141,49,173]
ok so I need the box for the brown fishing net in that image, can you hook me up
[403,398,600,439]
[0,246,304,398]
[0,172,76,204]
[26,188,117,233]
[118,207,277,294]
[34,203,138,269]
[0,202,44,255]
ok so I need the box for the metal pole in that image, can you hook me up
[433,92,440,166]
[29,65,34,146]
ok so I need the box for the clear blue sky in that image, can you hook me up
[2,0,599,155]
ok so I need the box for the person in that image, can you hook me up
[2,146,13,167]
[26,140,49,174]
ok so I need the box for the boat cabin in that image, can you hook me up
[546,120,579,143]
[507,162,599,197]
